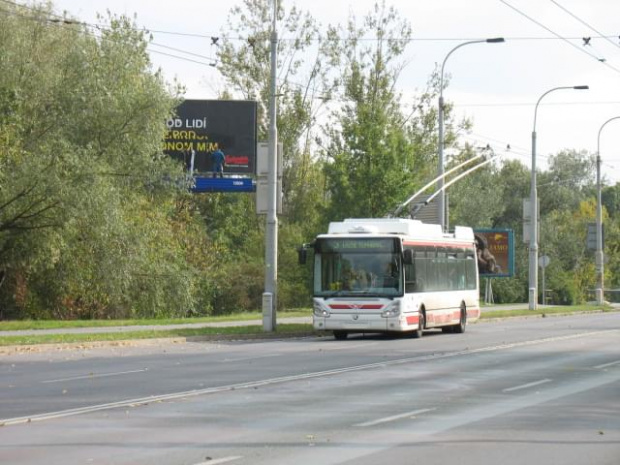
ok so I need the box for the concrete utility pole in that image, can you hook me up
[595,116,620,305]
[263,0,278,331]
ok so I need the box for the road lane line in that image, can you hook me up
[355,408,436,427]
[594,360,620,369]
[42,369,148,384]
[320,342,379,351]
[220,354,281,363]
[193,456,243,465]
[502,378,552,393]
[3,329,617,427]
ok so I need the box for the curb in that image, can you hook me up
[0,332,319,356]
[0,337,188,356]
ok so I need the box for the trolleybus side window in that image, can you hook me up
[436,247,448,291]
[404,247,416,293]
[465,249,477,290]
[406,246,451,293]
[455,251,466,290]
[416,249,428,291]
[447,250,459,289]
[403,245,477,293]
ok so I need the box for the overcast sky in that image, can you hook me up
[48,0,620,183]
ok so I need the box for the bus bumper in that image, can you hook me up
[313,314,388,332]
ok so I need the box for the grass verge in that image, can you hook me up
[480,304,614,319]
[0,324,316,347]
[0,310,311,331]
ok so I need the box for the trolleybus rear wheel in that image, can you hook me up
[453,303,467,334]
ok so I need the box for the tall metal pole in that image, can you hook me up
[529,122,538,310]
[595,116,620,305]
[529,85,588,311]
[438,37,504,231]
[264,0,278,331]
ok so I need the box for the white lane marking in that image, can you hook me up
[3,329,617,427]
[42,369,148,384]
[595,360,620,369]
[192,456,243,465]
[220,354,281,363]
[502,378,552,393]
[355,408,436,427]
[321,342,379,351]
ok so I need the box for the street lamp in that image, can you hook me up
[438,37,504,232]
[595,116,620,304]
[528,85,589,310]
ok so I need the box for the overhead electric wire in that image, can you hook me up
[149,49,217,67]
[133,28,620,43]
[0,0,221,68]
[5,0,619,45]
[499,0,620,75]
[458,100,620,108]
[5,0,620,183]
[550,0,620,52]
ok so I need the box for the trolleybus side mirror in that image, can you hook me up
[298,247,307,265]
[403,249,414,265]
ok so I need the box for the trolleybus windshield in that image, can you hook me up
[314,238,402,297]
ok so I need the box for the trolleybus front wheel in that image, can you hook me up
[412,311,425,339]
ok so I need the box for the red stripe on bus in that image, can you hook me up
[403,241,474,248]
[467,308,481,318]
[329,304,384,310]
[406,315,419,325]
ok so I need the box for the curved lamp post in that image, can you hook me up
[438,37,504,231]
[595,116,620,304]
[528,85,589,310]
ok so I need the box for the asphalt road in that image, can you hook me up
[1,313,619,465]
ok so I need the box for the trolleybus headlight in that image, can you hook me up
[313,300,330,317]
[381,300,401,318]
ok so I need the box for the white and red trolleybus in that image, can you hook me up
[299,218,480,340]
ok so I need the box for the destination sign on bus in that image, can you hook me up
[317,238,397,253]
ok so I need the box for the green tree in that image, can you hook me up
[541,201,597,304]
[602,182,620,219]
[538,149,596,214]
[0,2,208,319]
[217,0,332,231]
[320,2,420,220]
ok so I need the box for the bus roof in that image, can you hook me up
[325,218,474,242]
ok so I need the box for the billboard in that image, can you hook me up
[163,99,257,175]
[474,229,514,278]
